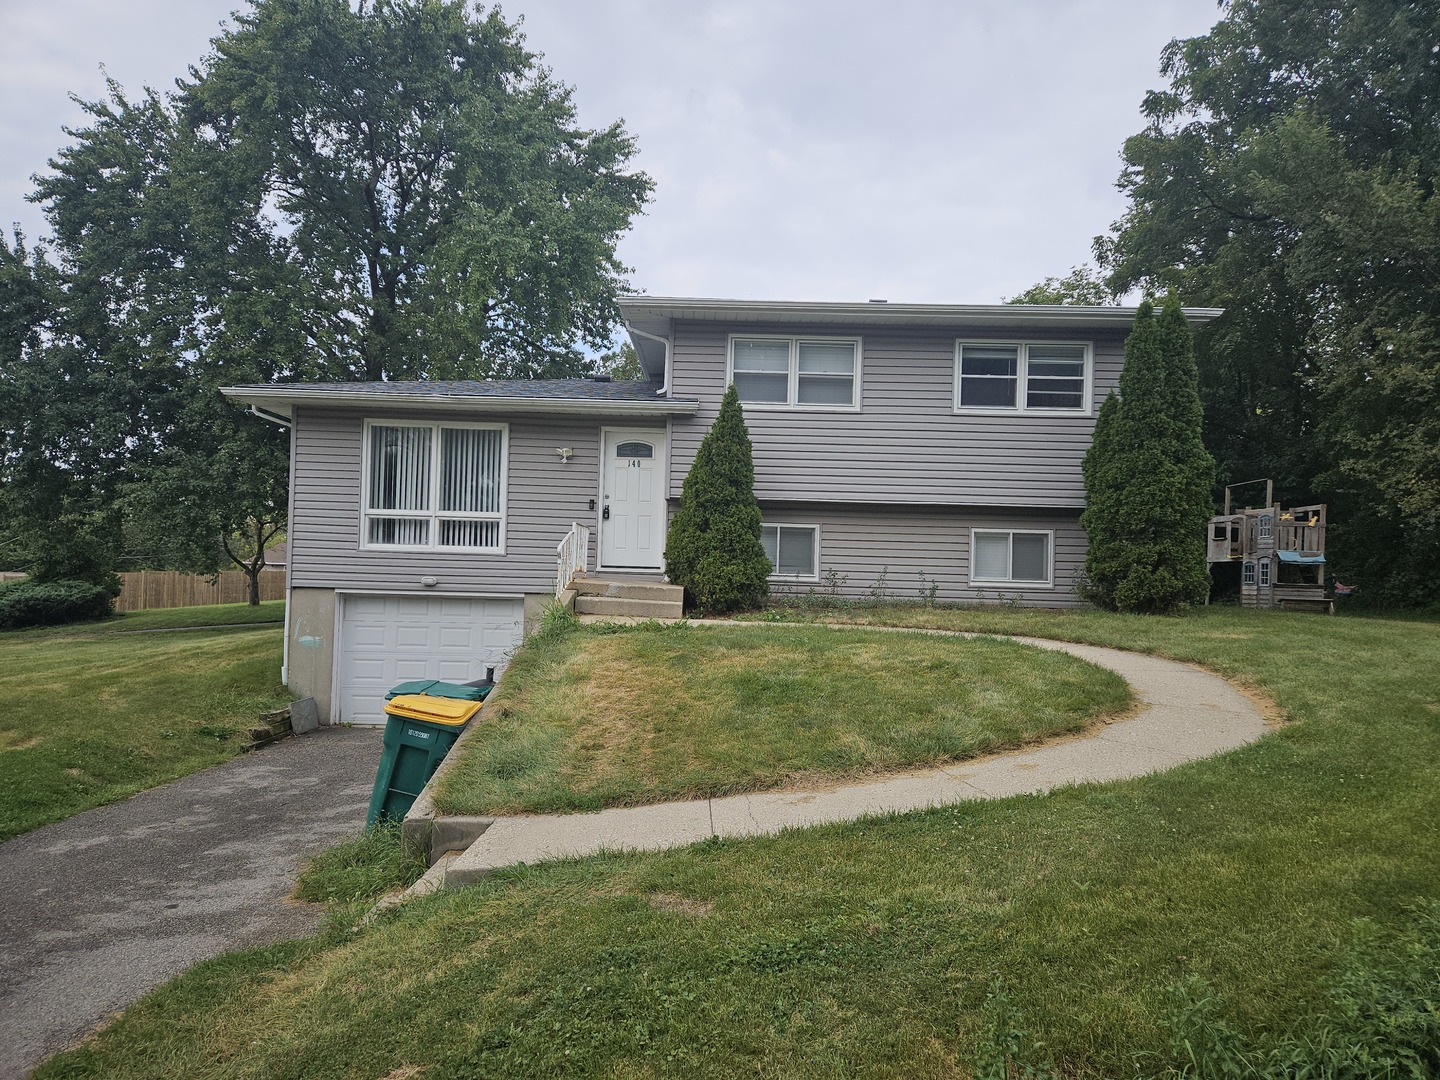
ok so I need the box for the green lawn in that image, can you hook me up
[34,605,1440,1078]
[434,619,1131,815]
[0,604,290,840]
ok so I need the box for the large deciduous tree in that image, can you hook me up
[5,1,651,598]
[1101,0,1440,606]
[1080,297,1214,614]
[1005,265,1119,306]
[185,0,651,381]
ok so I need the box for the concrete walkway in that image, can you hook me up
[0,726,381,1080]
[445,625,1270,884]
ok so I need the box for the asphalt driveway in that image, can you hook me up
[0,725,381,1079]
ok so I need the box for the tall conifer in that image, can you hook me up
[1080,296,1214,613]
[664,385,771,613]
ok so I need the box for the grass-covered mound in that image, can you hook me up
[434,618,1131,815]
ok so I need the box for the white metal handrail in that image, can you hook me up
[555,522,589,596]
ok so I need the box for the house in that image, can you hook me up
[222,296,1222,724]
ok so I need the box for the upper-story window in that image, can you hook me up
[362,421,507,553]
[955,341,1091,414]
[729,335,861,410]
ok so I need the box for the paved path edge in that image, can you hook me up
[436,623,1272,886]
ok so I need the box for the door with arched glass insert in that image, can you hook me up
[600,429,666,568]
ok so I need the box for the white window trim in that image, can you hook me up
[359,419,509,555]
[761,522,821,582]
[727,333,863,412]
[954,340,1093,417]
[968,528,1055,588]
[1243,561,1256,586]
[1258,557,1271,587]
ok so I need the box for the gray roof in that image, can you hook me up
[220,378,699,420]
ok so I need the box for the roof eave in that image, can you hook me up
[618,295,1226,330]
[219,387,699,420]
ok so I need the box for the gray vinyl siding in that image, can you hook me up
[289,407,641,593]
[667,321,1127,508]
[757,503,1087,607]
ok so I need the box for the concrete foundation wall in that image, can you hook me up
[286,588,337,722]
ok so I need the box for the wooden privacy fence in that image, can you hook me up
[115,570,287,612]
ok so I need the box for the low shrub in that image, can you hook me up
[0,578,115,630]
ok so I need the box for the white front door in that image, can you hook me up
[600,429,666,569]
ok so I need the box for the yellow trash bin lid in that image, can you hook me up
[383,693,483,726]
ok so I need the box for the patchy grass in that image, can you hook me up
[295,824,427,906]
[0,614,289,839]
[434,619,1131,814]
[32,606,1440,1079]
[107,600,285,632]
[4,599,286,639]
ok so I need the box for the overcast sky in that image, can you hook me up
[0,0,1221,304]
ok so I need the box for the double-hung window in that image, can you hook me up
[955,342,1090,414]
[731,336,860,409]
[970,529,1052,586]
[363,421,507,552]
[761,524,819,580]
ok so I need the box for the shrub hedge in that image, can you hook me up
[0,578,116,630]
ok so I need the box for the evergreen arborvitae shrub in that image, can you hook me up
[1080,295,1215,614]
[664,384,771,613]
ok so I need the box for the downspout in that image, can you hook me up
[246,404,294,683]
[248,404,292,429]
[625,323,672,396]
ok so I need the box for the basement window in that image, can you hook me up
[761,524,820,580]
[970,529,1053,586]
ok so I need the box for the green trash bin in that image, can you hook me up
[366,692,484,827]
[384,679,491,702]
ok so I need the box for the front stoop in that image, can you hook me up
[571,575,684,619]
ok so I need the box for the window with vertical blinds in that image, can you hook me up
[363,422,506,551]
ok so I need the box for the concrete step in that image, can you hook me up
[573,595,684,619]
[571,576,680,602]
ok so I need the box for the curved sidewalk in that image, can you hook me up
[443,626,1270,884]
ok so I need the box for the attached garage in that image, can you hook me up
[336,594,524,725]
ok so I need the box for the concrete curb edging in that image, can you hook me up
[405,622,1273,891]
[401,717,494,865]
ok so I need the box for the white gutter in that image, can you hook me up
[624,322,673,396]
[220,387,699,419]
[242,405,293,680]
[248,404,293,428]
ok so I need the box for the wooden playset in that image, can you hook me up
[1207,479,1332,613]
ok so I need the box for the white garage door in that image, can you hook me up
[338,594,524,725]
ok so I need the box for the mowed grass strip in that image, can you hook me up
[0,616,290,839]
[434,620,1131,814]
[35,607,1440,1080]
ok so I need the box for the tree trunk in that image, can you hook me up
[246,566,261,606]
